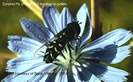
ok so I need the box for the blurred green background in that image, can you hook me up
[0,0,133,81]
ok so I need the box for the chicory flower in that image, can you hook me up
[2,3,132,82]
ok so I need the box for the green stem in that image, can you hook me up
[21,0,42,20]
[91,0,102,40]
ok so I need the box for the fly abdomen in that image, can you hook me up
[44,40,66,63]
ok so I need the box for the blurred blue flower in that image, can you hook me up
[2,3,132,82]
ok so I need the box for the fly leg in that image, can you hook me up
[60,51,66,59]
[67,43,74,63]
[74,36,81,53]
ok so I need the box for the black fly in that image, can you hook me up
[35,22,80,63]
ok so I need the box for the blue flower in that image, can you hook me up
[2,3,132,82]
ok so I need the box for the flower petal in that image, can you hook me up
[2,74,15,82]
[3,61,44,82]
[6,56,43,72]
[79,4,92,47]
[44,67,61,82]
[4,57,57,82]
[55,69,68,82]
[81,29,132,53]
[111,46,131,64]
[74,62,100,82]
[76,3,87,36]
[8,36,43,56]
[60,7,74,29]
[67,66,76,82]
[89,74,101,82]
[76,66,93,81]
[81,45,131,64]
[20,18,54,43]
[42,6,62,34]
[27,64,58,82]
[72,66,82,82]
[84,62,128,82]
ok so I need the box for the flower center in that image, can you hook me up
[54,43,79,69]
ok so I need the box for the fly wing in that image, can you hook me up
[34,34,58,57]
[34,44,47,57]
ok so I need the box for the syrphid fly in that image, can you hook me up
[34,22,80,63]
